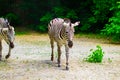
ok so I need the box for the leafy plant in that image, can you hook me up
[101,2,120,41]
[52,6,66,18]
[85,45,104,63]
[5,13,20,26]
[36,12,53,32]
[108,58,112,63]
[37,6,79,32]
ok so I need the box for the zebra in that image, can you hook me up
[0,18,15,60]
[48,18,80,70]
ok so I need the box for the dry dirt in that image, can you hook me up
[0,33,120,80]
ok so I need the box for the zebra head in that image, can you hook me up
[7,25,15,48]
[63,18,80,48]
[1,19,15,48]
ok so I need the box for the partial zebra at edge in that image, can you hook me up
[0,18,15,60]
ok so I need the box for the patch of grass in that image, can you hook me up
[15,27,36,35]
[0,61,7,67]
[76,33,120,43]
[16,57,19,59]
[54,52,58,59]
[16,31,28,35]
[85,45,105,63]
[108,58,112,63]
[26,68,30,72]
[75,33,107,39]
[0,61,12,70]
[22,60,29,64]
[32,41,49,46]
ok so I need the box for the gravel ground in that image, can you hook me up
[0,33,120,80]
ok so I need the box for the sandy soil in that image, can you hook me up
[0,33,120,80]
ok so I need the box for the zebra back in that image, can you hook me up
[48,18,67,40]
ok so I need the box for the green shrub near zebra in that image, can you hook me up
[85,45,105,63]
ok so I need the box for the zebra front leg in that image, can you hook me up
[0,41,2,61]
[50,39,54,61]
[57,44,61,67]
[65,45,69,70]
[5,46,11,59]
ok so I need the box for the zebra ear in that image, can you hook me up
[72,21,80,27]
[5,19,8,22]
[4,18,10,24]
[6,21,12,30]
[4,18,9,23]
[63,18,71,27]
[63,22,70,27]
[8,25,12,30]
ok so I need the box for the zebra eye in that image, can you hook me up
[66,32,68,33]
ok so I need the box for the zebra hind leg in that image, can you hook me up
[50,39,54,61]
[57,44,61,67]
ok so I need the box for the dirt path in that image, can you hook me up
[0,33,120,80]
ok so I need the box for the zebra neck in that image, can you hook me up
[0,28,10,45]
[60,27,66,40]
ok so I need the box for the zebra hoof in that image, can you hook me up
[66,66,69,70]
[51,58,54,61]
[58,64,61,67]
[5,55,10,59]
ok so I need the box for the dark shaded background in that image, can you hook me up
[0,0,119,41]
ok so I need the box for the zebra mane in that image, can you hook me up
[63,18,71,23]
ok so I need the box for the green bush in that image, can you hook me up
[85,45,104,63]
[52,6,66,18]
[37,6,79,32]
[80,0,111,33]
[36,12,53,32]
[5,13,20,26]
[101,2,120,41]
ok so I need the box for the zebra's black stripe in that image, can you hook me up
[59,27,67,40]
[60,28,63,39]
[49,23,51,27]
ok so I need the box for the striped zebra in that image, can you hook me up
[0,18,15,60]
[48,18,80,70]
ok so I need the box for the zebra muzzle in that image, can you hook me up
[68,41,73,48]
[10,42,14,48]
